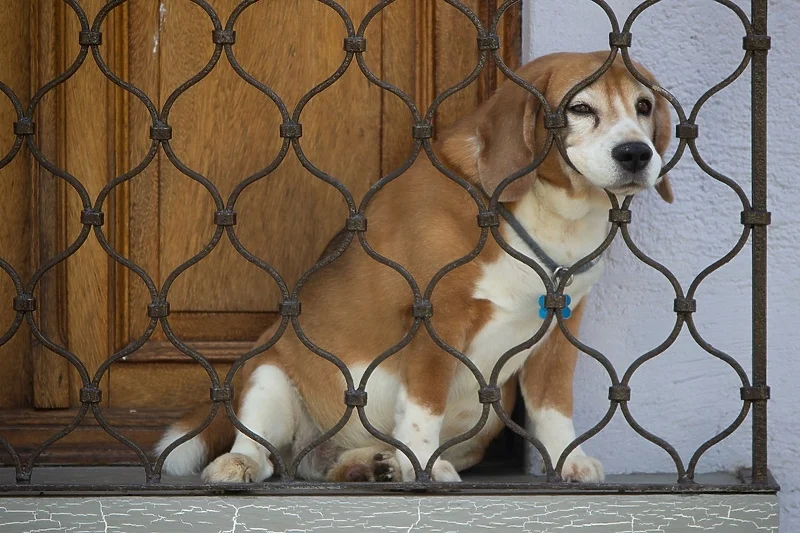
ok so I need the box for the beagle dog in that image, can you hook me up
[157,51,673,483]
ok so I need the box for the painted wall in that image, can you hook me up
[523,0,798,530]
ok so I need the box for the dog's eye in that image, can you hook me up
[568,103,593,115]
[637,99,653,116]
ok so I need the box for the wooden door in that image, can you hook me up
[0,0,520,465]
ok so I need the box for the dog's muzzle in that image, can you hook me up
[609,141,656,192]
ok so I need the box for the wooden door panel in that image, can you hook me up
[110,361,234,408]
[0,0,521,464]
[0,0,32,409]
[0,408,186,465]
[136,0,383,322]
[435,0,482,128]
[125,1,163,348]
[27,0,72,409]
[61,0,116,407]
[378,1,417,175]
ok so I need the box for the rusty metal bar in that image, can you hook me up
[749,0,770,485]
[0,0,775,494]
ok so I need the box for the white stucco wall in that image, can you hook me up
[524,0,798,530]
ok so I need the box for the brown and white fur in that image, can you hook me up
[156,51,673,484]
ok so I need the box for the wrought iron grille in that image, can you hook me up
[0,0,773,495]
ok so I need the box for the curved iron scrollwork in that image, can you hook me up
[0,0,771,492]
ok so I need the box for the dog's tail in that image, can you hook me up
[155,403,237,476]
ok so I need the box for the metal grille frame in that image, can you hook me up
[0,0,774,496]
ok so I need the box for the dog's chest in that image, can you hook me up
[457,223,606,392]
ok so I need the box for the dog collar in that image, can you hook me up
[496,203,600,319]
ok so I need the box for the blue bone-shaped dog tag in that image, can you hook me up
[538,294,572,319]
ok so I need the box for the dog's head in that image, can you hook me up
[472,51,673,203]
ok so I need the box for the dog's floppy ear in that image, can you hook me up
[636,64,674,204]
[476,66,551,202]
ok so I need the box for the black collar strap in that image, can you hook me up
[495,203,600,287]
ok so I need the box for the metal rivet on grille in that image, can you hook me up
[477,211,500,227]
[16,469,31,484]
[210,386,234,402]
[412,124,433,139]
[609,31,632,48]
[13,119,35,136]
[343,36,366,53]
[412,300,433,319]
[150,122,172,141]
[676,123,699,139]
[81,209,104,226]
[543,294,566,310]
[346,213,367,232]
[280,122,302,139]
[212,30,236,45]
[544,112,567,130]
[478,385,501,404]
[78,30,102,46]
[344,389,367,407]
[608,208,632,224]
[80,386,102,404]
[673,297,697,314]
[743,35,771,51]
[13,295,36,312]
[741,209,771,227]
[214,210,237,226]
[147,301,170,318]
[279,300,302,316]
[741,385,770,401]
[608,385,631,402]
[477,35,500,51]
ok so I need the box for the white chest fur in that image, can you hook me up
[458,185,611,393]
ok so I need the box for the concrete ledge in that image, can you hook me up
[0,493,779,532]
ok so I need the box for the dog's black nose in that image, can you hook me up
[612,142,653,173]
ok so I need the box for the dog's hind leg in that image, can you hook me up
[202,364,300,483]
[441,378,518,473]
[325,446,400,482]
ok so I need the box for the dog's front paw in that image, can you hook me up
[560,453,604,483]
[372,451,400,482]
[397,452,461,482]
[326,450,401,482]
[431,459,461,482]
[202,453,273,483]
